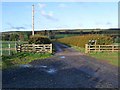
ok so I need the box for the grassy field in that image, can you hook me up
[55,34,79,39]
[89,52,119,66]
[2,41,28,48]
[1,41,28,56]
[57,34,113,48]
[1,52,52,69]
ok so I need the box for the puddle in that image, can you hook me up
[60,56,65,59]
[34,65,47,68]
[19,64,57,74]
[39,65,47,68]
[46,68,57,74]
[19,64,32,68]
[19,64,48,69]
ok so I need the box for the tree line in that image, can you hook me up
[2,30,55,41]
[2,29,120,41]
[2,32,31,41]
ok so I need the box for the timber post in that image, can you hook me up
[50,44,52,53]
[85,44,88,53]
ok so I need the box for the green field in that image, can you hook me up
[1,41,28,56]
[2,41,28,48]
[55,34,79,39]
[89,52,119,66]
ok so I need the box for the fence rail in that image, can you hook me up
[17,44,52,53]
[85,44,120,53]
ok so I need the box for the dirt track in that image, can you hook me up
[2,42,119,88]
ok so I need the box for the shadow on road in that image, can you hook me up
[2,42,119,88]
[2,58,117,88]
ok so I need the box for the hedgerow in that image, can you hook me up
[28,35,51,44]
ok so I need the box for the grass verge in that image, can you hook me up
[72,45,119,67]
[1,52,52,69]
[89,52,119,66]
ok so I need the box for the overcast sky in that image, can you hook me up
[2,2,118,32]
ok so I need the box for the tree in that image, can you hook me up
[9,34,19,41]
[3,34,10,41]
[19,33,24,41]
[44,30,48,36]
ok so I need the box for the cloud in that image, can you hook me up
[38,3,46,9]
[23,24,32,28]
[95,22,102,25]
[96,22,112,26]
[56,25,69,28]
[40,10,58,21]
[6,23,26,30]
[78,23,84,27]
[59,4,67,8]
[12,27,26,30]
[36,3,58,21]
[106,22,112,25]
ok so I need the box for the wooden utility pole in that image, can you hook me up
[32,5,34,36]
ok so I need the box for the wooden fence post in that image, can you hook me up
[95,45,96,52]
[112,45,114,52]
[17,45,21,52]
[32,44,35,52]
[85,44,88,53]
[95,42,96,52]
[50,44,52,53]
[99,45,100,52]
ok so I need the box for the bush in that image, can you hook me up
[28,35,51,44]
[114,36,120,43]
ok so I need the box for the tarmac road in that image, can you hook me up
[2,42,119,88]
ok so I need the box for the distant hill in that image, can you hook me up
[2,28,120,41]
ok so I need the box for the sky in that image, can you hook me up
[2,2,118,32]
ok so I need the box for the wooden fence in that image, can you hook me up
[85,44,120,53]
[17,44,52,53]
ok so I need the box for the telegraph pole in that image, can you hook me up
[32,5,34,36]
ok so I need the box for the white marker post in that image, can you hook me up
[8,44,10,55]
